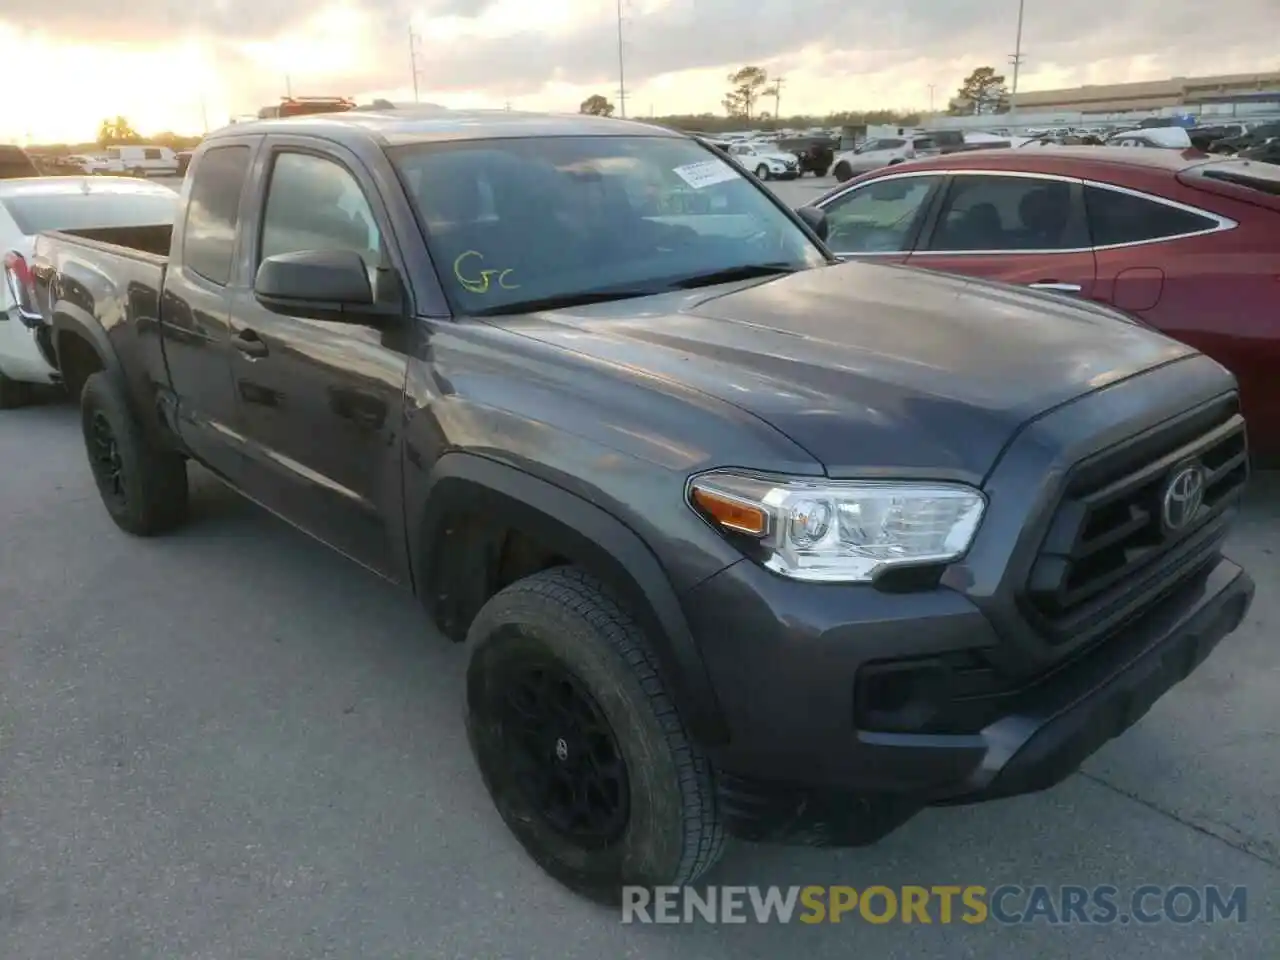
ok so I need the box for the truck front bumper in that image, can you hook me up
[682,555,1253,846]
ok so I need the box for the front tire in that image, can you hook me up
[833,160,853,182]
[754,163,770,181]
[465,567,725,904]
[80,372,189,536]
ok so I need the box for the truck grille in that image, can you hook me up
[1024,395,1248,643]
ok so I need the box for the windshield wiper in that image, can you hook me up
[466,264,801,316]
[468,288,659,317]
[663,262,799,290]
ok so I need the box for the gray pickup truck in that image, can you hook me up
[28,109,1254,903]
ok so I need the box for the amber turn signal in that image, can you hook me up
[691,486,768,536]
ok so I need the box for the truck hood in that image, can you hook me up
[489,262,1195,480]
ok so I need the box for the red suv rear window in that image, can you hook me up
[1178,159,1280,211]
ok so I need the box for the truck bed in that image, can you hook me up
[43,223,172,260]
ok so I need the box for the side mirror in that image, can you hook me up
[796,205,829,242]
[254,249,394,323]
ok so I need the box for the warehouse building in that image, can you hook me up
[1013,70,1280,114]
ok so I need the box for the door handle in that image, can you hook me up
[1029,282,1082,293]
[232,330,268,359]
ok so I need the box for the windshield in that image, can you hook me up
[0,188,177,234]
[388,135,828,315]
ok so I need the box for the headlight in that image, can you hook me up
[688,470,986,583]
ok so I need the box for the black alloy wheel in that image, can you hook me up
[88,409,128,511]
[492,650,630,847]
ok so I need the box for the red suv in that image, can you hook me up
[808,147,1280,459]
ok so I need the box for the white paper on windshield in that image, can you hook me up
[671,159,739,190]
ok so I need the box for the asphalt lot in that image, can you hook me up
[767,173,842,207]
[3,175,1278,958]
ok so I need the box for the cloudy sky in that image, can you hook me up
[2,0,1276,143]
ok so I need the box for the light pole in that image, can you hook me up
[615,0,627,118]
[1009,0,1026,120]
[409,27,421,103]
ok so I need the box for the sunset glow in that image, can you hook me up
[1,0,1275,145]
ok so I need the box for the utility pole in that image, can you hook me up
[928,84,936,114]
[200,96,209,134]
[285,74,293,98]
[1008,0,1026,119]
[615,0,627,118]
[409,27,420,102]
[772,76,784,118]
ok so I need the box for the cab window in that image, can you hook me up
[182,145,252,286]
[258,152,381,266]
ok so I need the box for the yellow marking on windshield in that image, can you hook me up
[454,250,519,294]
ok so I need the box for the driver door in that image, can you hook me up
[816,173,945,262]
[226,141,412,580]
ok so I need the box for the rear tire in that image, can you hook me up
[0,371,30,409]
[80,372,189,536]
[833,160,853,182]
[465,567,725,904]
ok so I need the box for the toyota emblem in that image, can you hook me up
[554,737,569,762]
[1162,463,1206,532]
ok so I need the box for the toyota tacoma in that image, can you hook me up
[27,110,1254,903]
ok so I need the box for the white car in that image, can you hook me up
[1,177,178,407]
[831,135,940,182]
[75,155,114,175]
[1104,127,1193,150]
[725,141,800,180]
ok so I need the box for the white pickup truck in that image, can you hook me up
[1,176,177,406]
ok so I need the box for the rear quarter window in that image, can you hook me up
[182,145,252,285]
[1084,185,1221,247]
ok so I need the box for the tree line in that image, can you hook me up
[24,117,203,155]
[578,63,1014,130]
[31,64,1011,155]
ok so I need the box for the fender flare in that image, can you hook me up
[415,452,730,746]
[50,303,124,386]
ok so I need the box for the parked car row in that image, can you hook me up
[805,146,1280,459]
[21,145,185,178]
[7,110,1257,907]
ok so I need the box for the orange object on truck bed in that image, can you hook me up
[258,96,356,119]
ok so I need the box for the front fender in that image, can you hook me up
[411,451,731,746]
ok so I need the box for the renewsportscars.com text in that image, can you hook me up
[620,884,1249,925]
